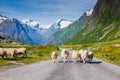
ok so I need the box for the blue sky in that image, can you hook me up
[0,0,97,25]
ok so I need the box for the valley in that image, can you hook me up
[0,0,120,67]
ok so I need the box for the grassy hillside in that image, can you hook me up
[64,0,120,45]
[61,40,120,66]
[0,45,59,66]
[64,20,120,44]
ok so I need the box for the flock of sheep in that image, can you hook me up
[0,47,93,64]
[51,48,94,63]
[0,48,27,59]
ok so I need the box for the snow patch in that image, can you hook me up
[86,9,93,16]
[22,19,39,27]
[60,20,73,29]
[0,16,8,23]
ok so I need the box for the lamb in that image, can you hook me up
[71,50,80,63]
[79,50,87,64]
[14,48,27,58]
[51,52,57,63]
[61,49,71,63]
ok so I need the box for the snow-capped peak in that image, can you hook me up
[22,19,39,27]
[0,15,9,23]
[21,19,47,30]
[86,9,93,16]
[50,19,73,29]
[57,19,73,28]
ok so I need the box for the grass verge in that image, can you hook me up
[0,45,59,67]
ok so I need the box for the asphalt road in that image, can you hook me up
[0,57,120,80]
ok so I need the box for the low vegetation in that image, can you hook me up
[0,40,120,67]
[0,45,59,66]
[61,40,120,66]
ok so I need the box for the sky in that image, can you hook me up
[0,0,97,26]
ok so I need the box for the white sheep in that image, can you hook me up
[79,50,87,64]
[61,49,71,63]
[87,49,94,62]
[14,48,27,58]
[71,50,80,63]
[0,48,5,58]
[3,48,16,59]
[51,52,57,63]
[0,48,3,55]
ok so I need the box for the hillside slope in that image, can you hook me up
[48,10,92,45]
[64,0,120,44]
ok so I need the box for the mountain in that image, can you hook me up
[0,15,73,45]
[47,10,92,45]
[21,19,48,44]
[64,0,120,44]
[0,15,46,44]
[40,19,73,39]
[22,19,46,30]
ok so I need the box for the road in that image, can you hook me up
[0,57,120,80]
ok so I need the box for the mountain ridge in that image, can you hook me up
[64,0,120,45]
[47,10,92,45]
[0,15,73,45]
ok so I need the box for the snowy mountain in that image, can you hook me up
[40,19,73,39]
[0,15,47,44]
[0,14,73,45]
[0,16,33,44]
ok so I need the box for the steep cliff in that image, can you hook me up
[64,0,120,44]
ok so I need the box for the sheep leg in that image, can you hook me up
[23,53,25,58]
[1,53,4,59]
[53,59,55,63]
[90,58,93,62]
[13,53,17,60]
[53,59,56,63]
[23,52,27,58]
[25,53,27,57]
[54,59,57,63]
[54,59,56,63]
[79,58,82,62]
[3,52,7,59]
[64,58,66,63]
[82,58,86,64]
[83,60,85,64]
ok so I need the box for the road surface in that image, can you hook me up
[0,57,120,80]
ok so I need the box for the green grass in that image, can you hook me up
[0,45,59,67]
[61,40,120,66]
